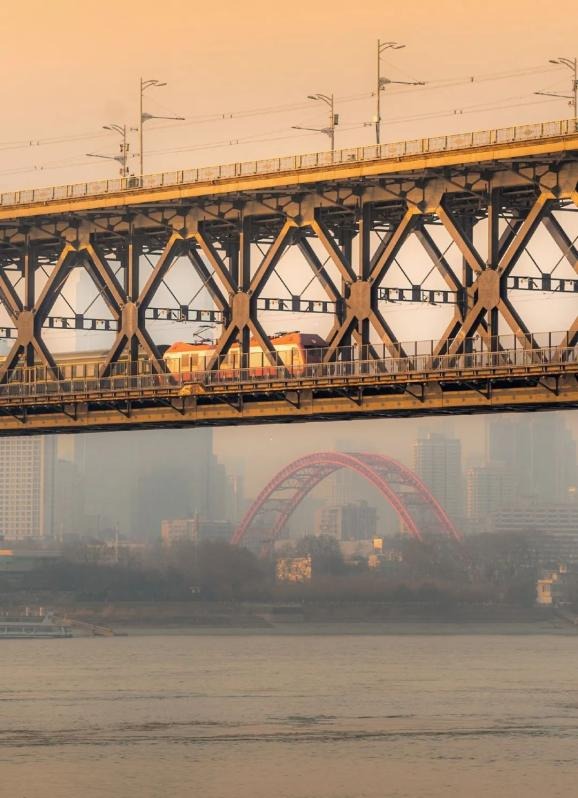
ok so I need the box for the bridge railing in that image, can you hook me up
[1,118,577,208]
[0,332,575,402]
[199,342,578,389]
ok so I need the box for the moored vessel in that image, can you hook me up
[0,614,72,639]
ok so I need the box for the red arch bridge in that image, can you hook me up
[232,451,461,547]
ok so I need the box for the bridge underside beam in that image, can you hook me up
[0,373,574,435]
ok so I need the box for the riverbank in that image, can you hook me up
[115,623,578,636]
[11,600,576,634]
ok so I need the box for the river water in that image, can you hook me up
[2,630,578,798]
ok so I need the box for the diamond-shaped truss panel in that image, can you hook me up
[0,266,20,354]
[142,243,224,350]
[371,224,457,347]
[255,240,339,341]
[0,304,14,355]
[37,259,118,355]
[496,202,578,340]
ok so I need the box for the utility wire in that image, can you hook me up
[382,94,562,127]
[0,83,566,182]
[0,130,114,154]
[0,92,561,181]
[379,63,563,96]
[0,64,562,152]
[146,95,560,160]
[147,65,563,131]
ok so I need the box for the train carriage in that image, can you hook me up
[163,332,328,382]
[0,331,329,398]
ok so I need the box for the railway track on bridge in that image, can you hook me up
[0,342,574,434]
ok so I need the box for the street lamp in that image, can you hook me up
[86,124,130,176]
[98,124,129,176]
[535,57,577,119]
[292,92,338,151]
[138,78,185,179]
[375,40,425,145]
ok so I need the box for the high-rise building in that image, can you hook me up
[466,464,514,531]
[53,452,86,539]
[73,427,226,539]
[487,415,577,503]
[226,472,245,524]
[315,501,378,541]
[413,432,463,520]
[161,518,198,546]
[0,436,55,540]
[493,503,578,536]
[493,503,578,564]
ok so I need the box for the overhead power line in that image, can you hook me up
[0,63,563,154]
[0,92,562,183]
[147,65,564,131]
[146,94,561,161]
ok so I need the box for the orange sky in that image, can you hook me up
[0,0,576,189]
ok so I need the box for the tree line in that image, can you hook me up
[0,529,557,608]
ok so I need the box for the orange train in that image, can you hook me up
[0,331,328,386]
[163,331,328,380]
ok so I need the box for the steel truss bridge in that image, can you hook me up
[0,117,577,434]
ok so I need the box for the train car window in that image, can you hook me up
[249,349,262,367]
[304,346,322,364]
[190,354,199,367]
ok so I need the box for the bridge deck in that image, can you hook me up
[0,337,575,435]
[0,118,577,219]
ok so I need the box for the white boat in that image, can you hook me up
[0,614,72,639]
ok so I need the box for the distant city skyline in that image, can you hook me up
[1,407,575,543]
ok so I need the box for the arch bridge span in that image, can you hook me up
[232,451,461,547]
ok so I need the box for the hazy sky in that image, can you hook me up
[0,0,577,188]
[1,0,576,489]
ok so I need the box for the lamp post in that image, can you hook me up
[138,78,185,180]
[86,150,128,173]
[104,124,129,175]
[375,40,424,145]
[535,57,577,119]
[86,124,130,177]
[292,92,338,150]
[86,124,130,176]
